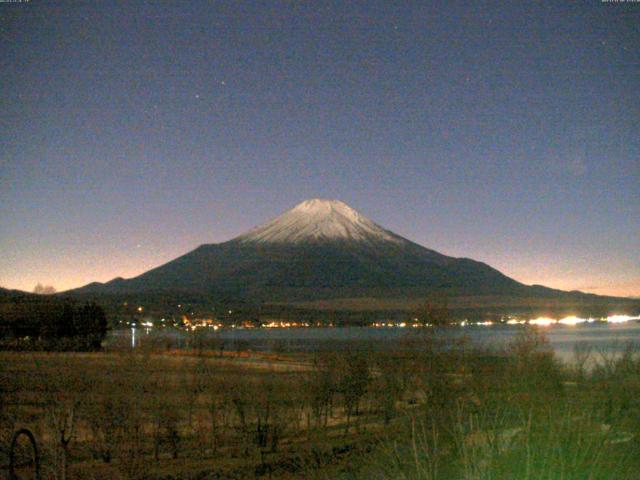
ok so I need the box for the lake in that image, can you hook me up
[115,319,640,364]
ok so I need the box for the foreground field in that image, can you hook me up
[1,331,640,479]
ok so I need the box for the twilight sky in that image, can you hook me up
[1,1,638,296]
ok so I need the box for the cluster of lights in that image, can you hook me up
[125,313,639,331]
[476,321,494,326]
[529,317,557,326]
[182,317,224,331]
[520,314,639,327]
[607,315,639,324]
[371,321,422,328]
[506,319,526,325]
[558,316,591,326]
[263,321,311,328]
[369,315,640,329]
[460,318,495,327]
[460,320,494,327]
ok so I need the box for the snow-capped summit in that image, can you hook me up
[235,198,405,244]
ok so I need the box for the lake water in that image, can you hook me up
[115,320,640,364]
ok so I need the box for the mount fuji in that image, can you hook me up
[66,199,637,317]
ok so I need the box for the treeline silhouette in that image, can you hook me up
[0,292,107,350]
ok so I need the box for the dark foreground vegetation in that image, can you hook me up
[0,290,108,351]
[1,330,640,479]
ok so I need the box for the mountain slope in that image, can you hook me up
[65,199,638,314]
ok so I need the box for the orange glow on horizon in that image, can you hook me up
[2,255,639,299]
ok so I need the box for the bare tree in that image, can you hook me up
[337,352,370,435]
[33,283,57,295]
[372,354,405,424]
[38,357,87,480]
[206,380,231,454]
[305,354,337,432]
[85,392,129,463]
[151,396,181,461]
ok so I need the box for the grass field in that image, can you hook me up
[1,329,640,479]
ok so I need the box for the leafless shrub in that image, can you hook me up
[337,352,370,435]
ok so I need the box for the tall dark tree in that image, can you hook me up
[72,303,108,350]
